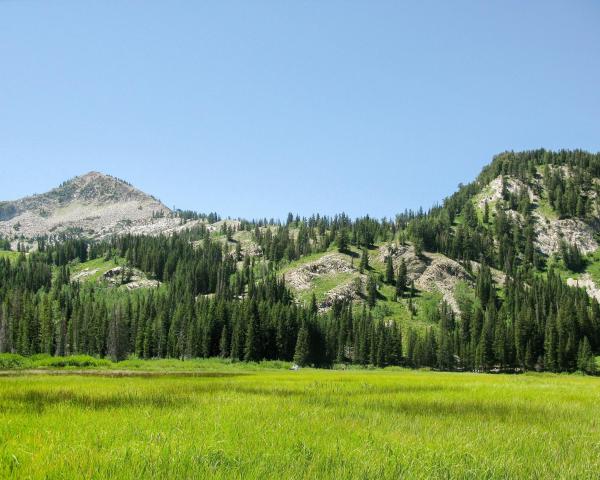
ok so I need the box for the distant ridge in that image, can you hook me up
[0,171,172,242]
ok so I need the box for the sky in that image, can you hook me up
[1,1,599,220]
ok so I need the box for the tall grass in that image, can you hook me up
[1,369,599,478]
[0,354,291,372]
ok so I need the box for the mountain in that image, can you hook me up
[3,152,600,308]
[0,172,172,242]
[1,150,600,373]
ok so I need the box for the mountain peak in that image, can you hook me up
[79,170,108,179]
[53,171,140,204]
[0,171,171,240]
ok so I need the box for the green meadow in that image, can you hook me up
[1,366,599,479]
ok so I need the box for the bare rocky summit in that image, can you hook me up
[0,172,171,242]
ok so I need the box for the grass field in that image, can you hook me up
[1,367,599,479]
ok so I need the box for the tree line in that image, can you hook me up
[1,149,600,373]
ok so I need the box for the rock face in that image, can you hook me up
[284,253,365,310]
[567,274,600,303]
[285,253,356,291]
[319,278,365,311]
[283,244,472,314]
[71,265,160,289]
[415,254,473,314]
[533,213,598,255]
[477,173,600,256]
[379,243,474,313]
[102,266,160,290]
[378,243,428,282]
[120,217,204,237]
[0,172,171,241]
[476,175,537,210]
[469,260,506,286]
[71,268,100,282]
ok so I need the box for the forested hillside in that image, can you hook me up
[1,149,600,373]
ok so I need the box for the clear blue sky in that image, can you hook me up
[1,1,599,219]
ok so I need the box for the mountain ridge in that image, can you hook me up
[0,171,171,242]
[2,149,600,374]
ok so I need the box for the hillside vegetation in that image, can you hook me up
[1,149,600,373]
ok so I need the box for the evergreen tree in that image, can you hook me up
[219,324,229,358]
[337,228,349,253]
[395,258,407,300]
[385,255,394,285]
[366,275,378,307]
[293,323,310,366]
[359,248,369,273]
[244,302,261,361]
[577,337,596,374]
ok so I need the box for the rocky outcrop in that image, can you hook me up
[320,277,365,311]
[71,268,100,282]
[283,253,366,310]
[379,243,474,314]
[0,172,171,240]
[103,266,160,290]
[378,243,428,282]
[469,260,506,286]
[415,254,474,314]
[285,253,356,291]
[533,212,598,255]
[477,173,600,256]
[567,274,600,303]
[476,175,537,210]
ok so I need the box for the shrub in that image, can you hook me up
[32,355,111,369]
[0,353,30,369]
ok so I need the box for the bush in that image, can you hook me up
[560,241,586,272]
[32,355,111,369]
[0,353,30,369]
[28,353,53,362]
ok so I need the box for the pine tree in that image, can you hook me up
[385,256,394,285]
[577,337,596,374]
[337,229,349,253]
[395,258,407,300]
[293,323,310,366]
[219,324,229,358]
[309,293,318,315]
[367,275,378,307]
[38,294,53,355]
[463,201,478,229]
[544,313,558,372]
[230,318,244,361]
[413,238,423,257]
[244,302,261,361]
[359,248,369,273]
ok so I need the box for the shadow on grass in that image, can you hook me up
[339,248,359,259]
[0,370,251,378]
[1,380,543,422]
[0,382,459,413]
[356,398,540,420]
